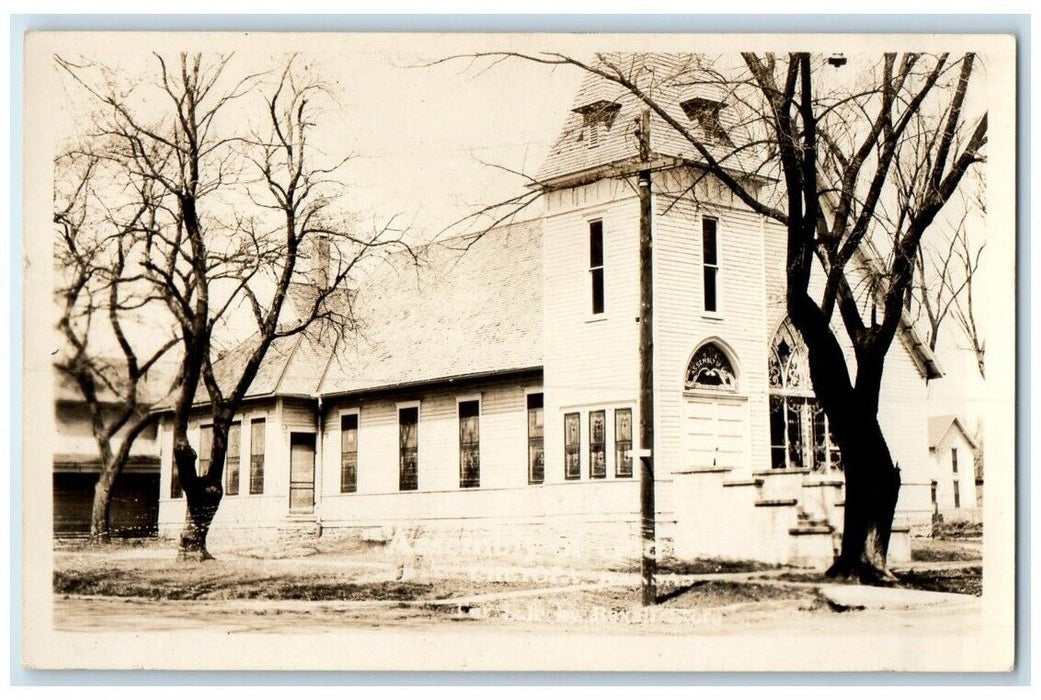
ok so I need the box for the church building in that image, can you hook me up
[155,55,940,567]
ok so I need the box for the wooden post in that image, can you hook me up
[637,108,657,606]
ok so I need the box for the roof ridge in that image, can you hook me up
[270,331,307,397]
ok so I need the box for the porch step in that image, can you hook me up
[755,498,798,508]
[789,524,834,535]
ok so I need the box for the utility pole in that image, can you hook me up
[637,108,657,606]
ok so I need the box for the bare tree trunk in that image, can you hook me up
[175,430,226,561]
[89,469,115,544]
[826,417,901,582]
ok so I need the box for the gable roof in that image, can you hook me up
[158,218,543,410]
[928,414,977,450]
[537,53,761,187]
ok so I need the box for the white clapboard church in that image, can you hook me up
[155,55,941,567]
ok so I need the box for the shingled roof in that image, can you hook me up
[318,218,543,396]
[161,218,543,409]
[537,53,761,186]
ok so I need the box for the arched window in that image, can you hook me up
[685,342,737,391]
[768,321,841,472]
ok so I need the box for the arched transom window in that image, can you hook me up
[685,342,737,391]
[768,321,841,472]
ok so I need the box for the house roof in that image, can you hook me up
[537,53,762,186]
[318,218,543,396]
[160,218,544,409]
[928,414,977,450]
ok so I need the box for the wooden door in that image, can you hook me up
[289,432,316,514]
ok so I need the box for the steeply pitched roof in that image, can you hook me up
[537,53,761,186]
[928,415,977,450]
[160,218,543,409]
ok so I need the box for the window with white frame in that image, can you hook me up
[399,406,419,491]
[458,400,480,488]
[226,421,241,495]
[589,220,605,315]
[589,410,607,479]
[614,408,633,478]
[564,412,581,480]
[341,413,359,493]
[527,393,545,484]
[768,321,841,472]
[702,217,720,313]
[249,418,265,494]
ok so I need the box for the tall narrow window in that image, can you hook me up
[458,400,480,488]
[615,408,633,478]
[564,412,581,480]
[527,393,545,484]
[589,410,607,479]
[589,220,605,315]
[702,217,719,313]
[198,425,213,478]
[951,448,959,473]
[953,481,961,508]
[250,418,265,494]
[341,413,359,493]
[226,422,241,496]
[399,406,419,491]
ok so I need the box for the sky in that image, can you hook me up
[37,33,1013,433]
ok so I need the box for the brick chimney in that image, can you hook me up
[305,234,330,291]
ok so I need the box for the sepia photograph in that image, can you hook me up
[19,29,1018,672]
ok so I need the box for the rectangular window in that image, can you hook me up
[953,481,961,508]
[589,410,607,479]
[226,422,241,496]
[527,393,545,484]
[951,448,959,473]
[615,408,633,478]
[702,217,719,313]
[341,413,359,493]
[198,425,213,478]
[250,418,265,495]
[459,400,480,488]
[769,396,787,469]
[564,412,581,480]
[589,220,605,315]
[399,406,419,491]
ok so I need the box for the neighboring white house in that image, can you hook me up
[928,414,981,518]
[154,55,943,567]
[53,367,162,537]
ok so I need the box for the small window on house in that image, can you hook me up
[250,418,265,495]
[574,100,621,149]
[590,220,605,315]
[951,448,959,473]
[589,410,607,479]
[459,400,480,488]
[564,412,581,480]
[527,393,545,484]
[226,422,241,496]
[198,425,213,478]
[399,406,419,491]
[341,413,358,493]
[953,481,961,508]
[702,217,719,313]
[615,408,633,478]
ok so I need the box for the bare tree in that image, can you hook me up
[451,51,987,581]
[54,151,179,543]
[58,53,409,560]
[912,194,985,360]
